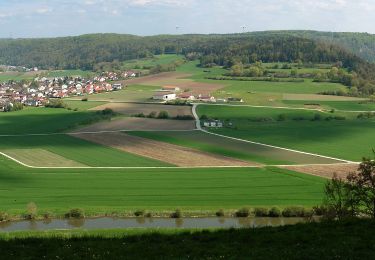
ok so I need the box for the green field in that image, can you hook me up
[284,100,375,111]
[123,54,184,70]
[130,131,339,165]
[0,107,107,135]
[0,156,326,214]
[197,105,375,161]
[71,85,159,102]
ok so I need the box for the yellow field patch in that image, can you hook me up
[2,149,86,167]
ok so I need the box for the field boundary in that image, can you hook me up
[0,151,355,170]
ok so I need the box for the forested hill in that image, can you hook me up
[249,30,375,63]
[0,32,374,81]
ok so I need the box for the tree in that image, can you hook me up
[348,155,375,218]
[323,174,351,220]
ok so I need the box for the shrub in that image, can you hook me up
[148,111,157,118]
[312,113,322,121]
[254,207,268,217]
[45,99,66,108]
[277,114,287,121]
[101,108,115,116]
[282,207,306,217]
[157,111,169,119]
[170,209,182,218]
[81,97,88,101]
[175,115,194,120]
[43,212,52,219]
[200,114,208,120]
[215,209,225,217]
[65,208,85,219]
[25,202,38,220]
[235,207,250,217]
[145,212,153,218]
[133,113,146,118]
[0,212,9,222]
[268,207,281,217]
[313,205,326,216]
[134,210,145,217]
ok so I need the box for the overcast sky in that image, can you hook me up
[1,0,375,38]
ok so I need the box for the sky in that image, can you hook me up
[0,0,375,38]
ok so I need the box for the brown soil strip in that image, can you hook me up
[73,117,196,132]
[73,132,259,167]
[283,94,366,101]
[122,72,225,95]
[279,163,360,179]
[90,103,193,117]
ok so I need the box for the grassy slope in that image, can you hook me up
[0,220,374,259]
[197,105,375,161]
[0,156,326,214]
[123,54,183,69]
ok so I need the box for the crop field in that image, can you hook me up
[0,156,326,214]
[282,93,366,101]
[73,117,196,132]
[1,149,86,167]
[0,135,169,167]
[74,132,254,167]
[197,105,375,161]
[129,131,340,165]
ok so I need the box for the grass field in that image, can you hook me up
[0,107,108,135]
[1,220,373,259]
[284,100,375,111]
[129,131,339,165]
[123,54,184,70]
[0,156,326,215]
[71,85,159,102]
[197,105,375,161]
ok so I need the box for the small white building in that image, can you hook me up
[203,120,223,128]
[153,92,177,101]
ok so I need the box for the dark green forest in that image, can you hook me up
[0,31,374,95]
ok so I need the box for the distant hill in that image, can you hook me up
[248,30,375,63]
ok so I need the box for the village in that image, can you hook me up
[0,70,140,111]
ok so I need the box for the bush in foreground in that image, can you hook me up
[268,207,281,217]
[170,209,182,219]
[65,208,85,219]
[282,207,306,217]
[235,208,250,217]
[215,209,225,217]
[253,208,268,217]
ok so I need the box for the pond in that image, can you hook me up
[0,217,314,232]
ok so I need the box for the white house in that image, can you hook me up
[153,92,177,101]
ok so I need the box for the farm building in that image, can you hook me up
[112,83,123,90]
[153,92,177,101]
[178,93,196,101]
[203,120,223,128]
[198,95,216,102]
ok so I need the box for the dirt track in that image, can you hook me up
[73,117,196,132]
[90,103,193,117]
[73,132,259,167]
[279,163,360,179]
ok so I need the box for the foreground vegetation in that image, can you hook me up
[0,219,374,259]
